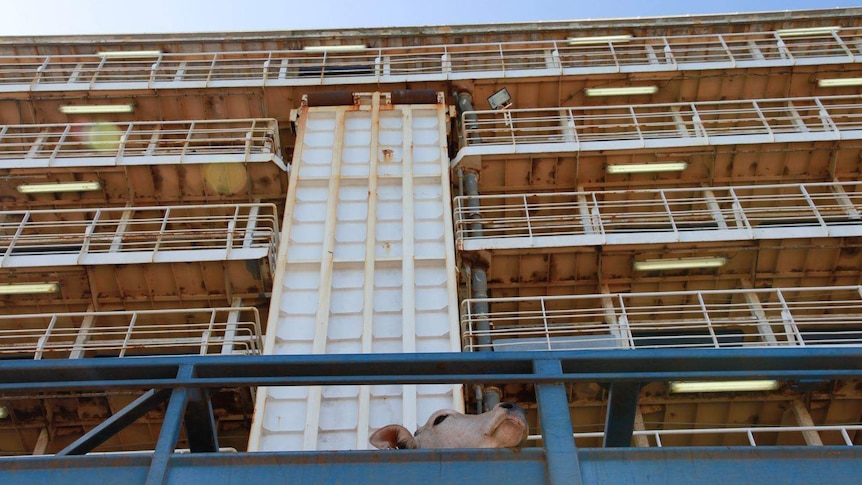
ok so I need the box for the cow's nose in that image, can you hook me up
[499,402,514,409]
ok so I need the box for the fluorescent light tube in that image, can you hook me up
[634,257,727,271]
[777,26,840,37]
[302,44,367,53]
[97,50,161,58]
[60,104,134,114]
[585,86,658,97]
[0,282,60,295]
[567,35,633,45]
[669,380,779,393]
[607,162,688,174]
[17,181,102,194]
[817,77,862,88]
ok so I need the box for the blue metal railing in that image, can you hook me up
[0,348,860,485]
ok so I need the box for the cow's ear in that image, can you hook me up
[370,425,417,450]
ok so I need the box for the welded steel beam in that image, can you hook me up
[56,388,171,456]
[0,348,859,395]
[602,382,641,448]
[1,447,860,485]
[534,358,581,485]
[145,365,193,485]
[184,388,219,453]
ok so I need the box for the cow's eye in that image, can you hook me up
[433,414,448,426]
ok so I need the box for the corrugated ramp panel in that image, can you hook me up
[249,93,462,451]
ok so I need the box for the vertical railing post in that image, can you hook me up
[149,54,162,87]
[691,104,707,139]
[34,315,58,360]
[629,106,644,146]
[200,309,218,355]
[696,292,720,348]
[775,289,804,345]
[751,100,774,139]
[799,184,828,233]
[49,124,71,164]
[119,313,138,358]
[728,187,753,236]
[540,298,551,350]
[773,32,791,60]
[813,97,837,133]
[116,123,134,164]
[717,34,736,66]
[225,205,239,258]
[153,207,171,256]
[534,358,581,485]
[1,212,29,268]
[617,294,635,348]
[831,29,855,60]
[659,190,678,239]
[77,209,101,264]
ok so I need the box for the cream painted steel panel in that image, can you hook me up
[452,95,862,168]
[0,119,285,170]
[0,203,279,268]
[461,286,862,352]
[454,182,862,251]
[0,29,860,91]
[250,94,461,451]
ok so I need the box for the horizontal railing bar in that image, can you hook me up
[461,286,862,352]
[0,306,264,360]
[524,424,862,445]
[454,181,861,248]
[0,28,860,92]
[0,347,859,394]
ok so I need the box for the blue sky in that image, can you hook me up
[0,0,857,36]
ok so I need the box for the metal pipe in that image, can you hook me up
[471,268,492,351]
[483,386,502,410]
[464,170,483,238]
[455,91,479,143]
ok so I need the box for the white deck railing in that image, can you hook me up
[526,424,862,447]
[454,181,862,250]
[0,203,279,268]
[0,29,859,91]
[0,307,263,359]
[461,286,862,352]
[453,95,862,165]
[0,119,284,169]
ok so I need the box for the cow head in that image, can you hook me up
[369,402,529,450]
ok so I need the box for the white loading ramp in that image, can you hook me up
[249,92,463,451]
